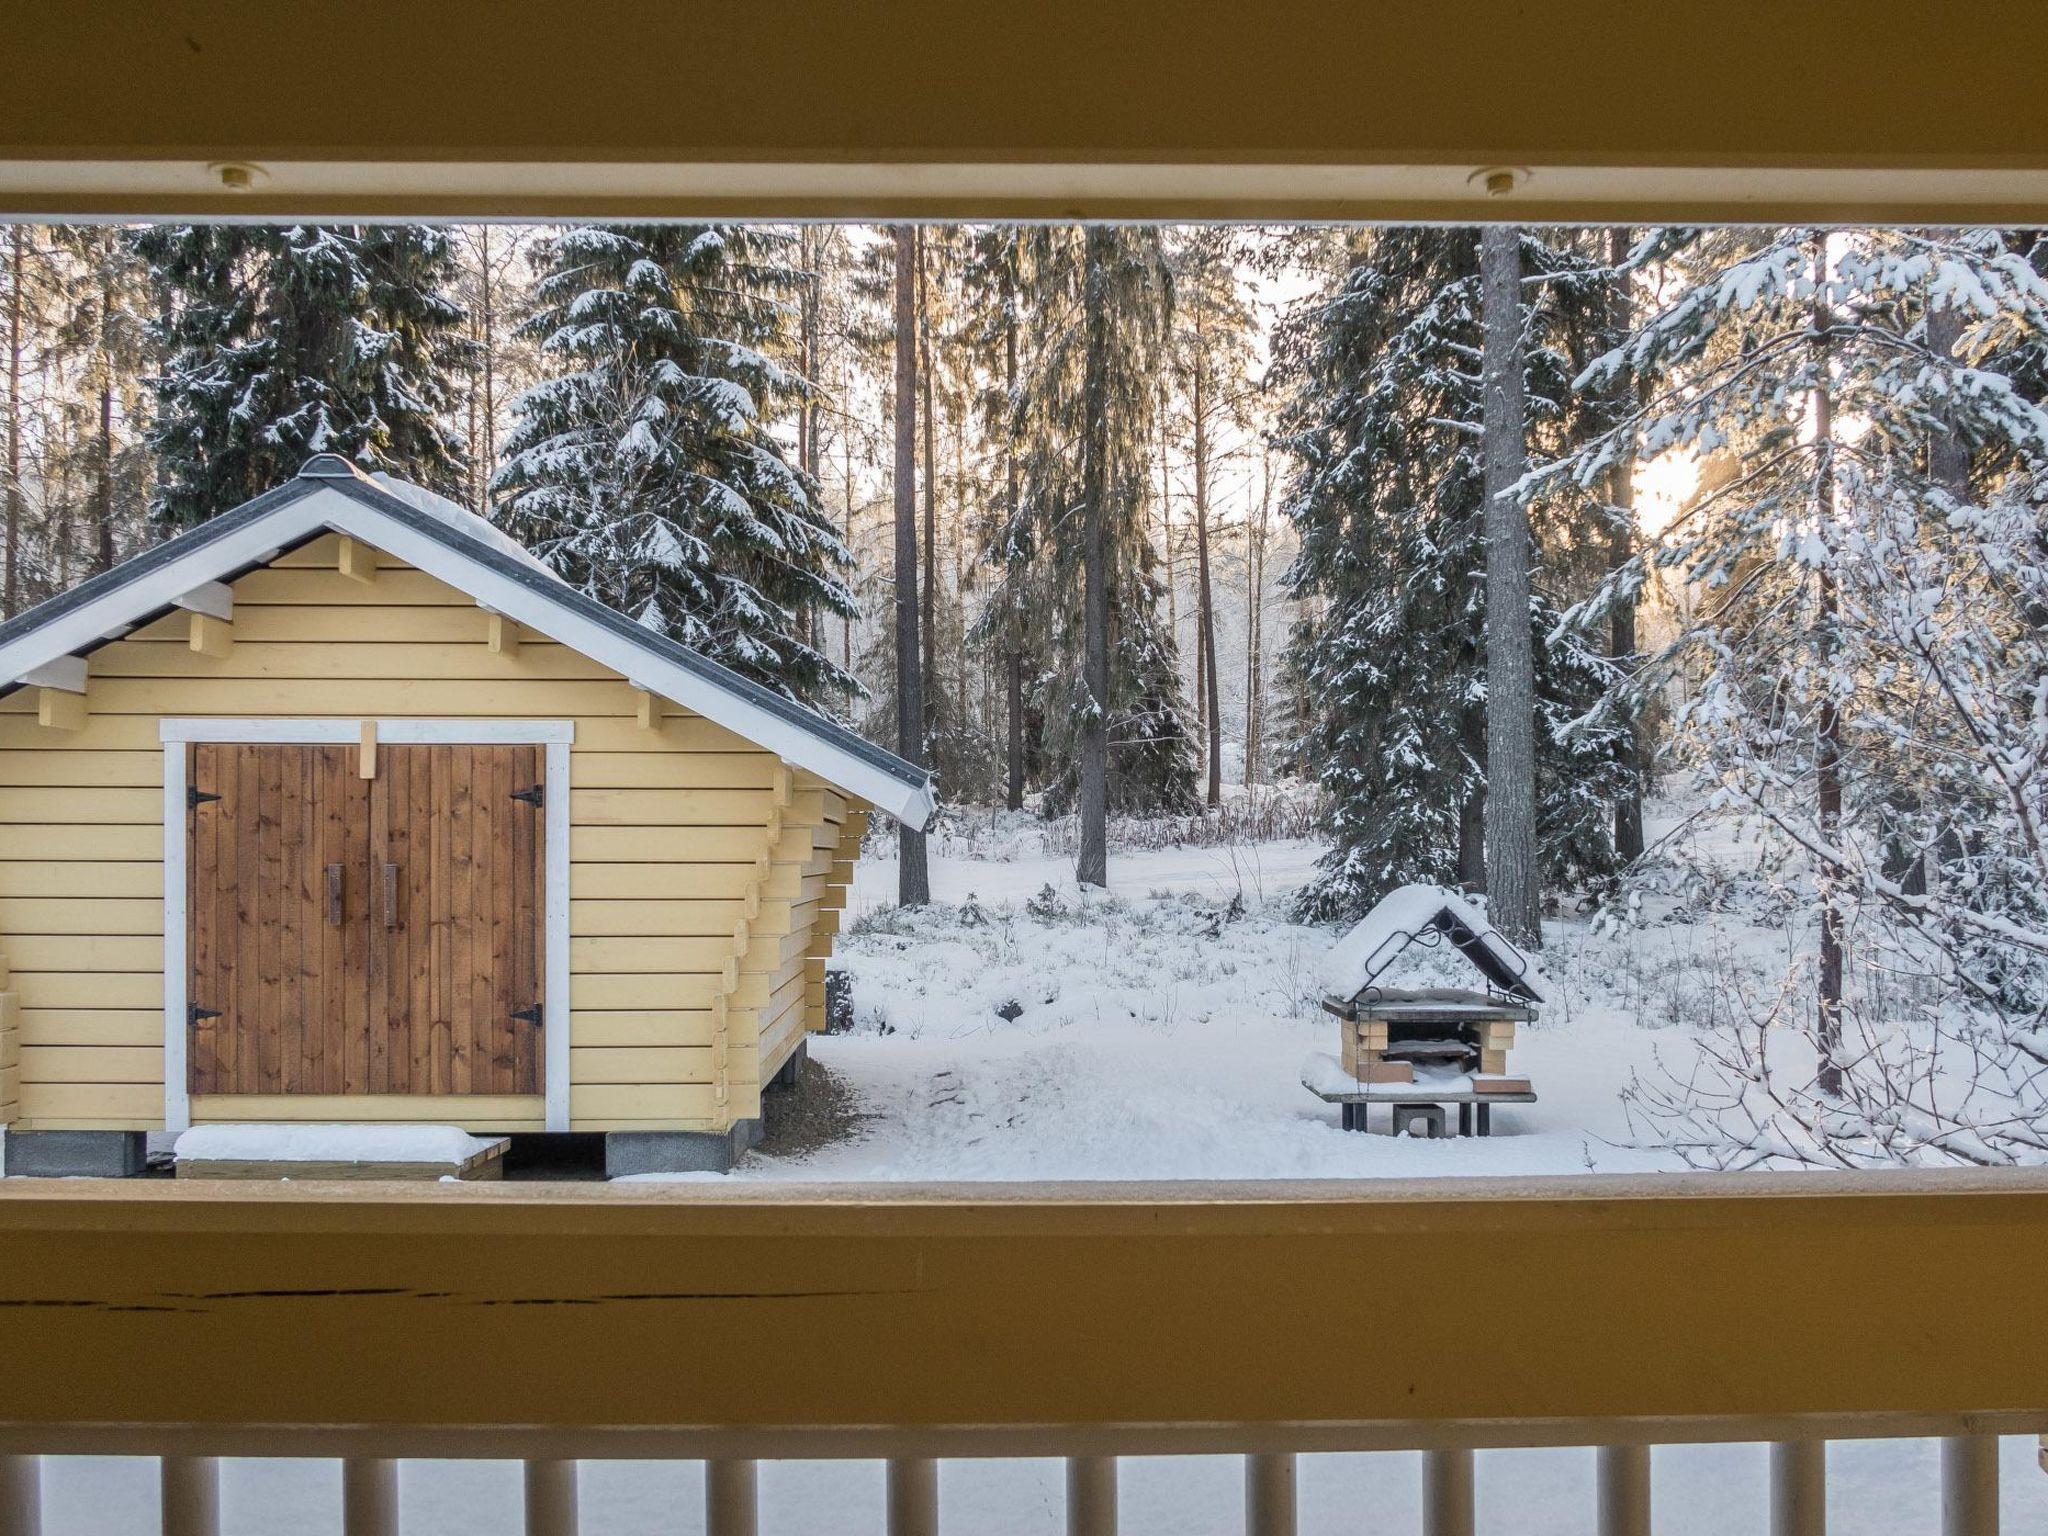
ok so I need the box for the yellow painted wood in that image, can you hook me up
[571,936,738,974]
[336,536,381,583]
[5,1171,2048,1442]
[568,1082,720,1120]
[0,862,161,897]
[0,752,162,786]
[0,786,162,823]
[19,1009,163,1047]
[150,605,492,643]
[570,974,696,1011]
[570,863,760,900]
[787,788,847,827]
[0,898,163,935]
[188,612,235,658]
[569,1047,714,1085]
[0,711,164,750]
[573,717,750,753]
[228,568,466,606]
[358,719,378,779]
[572,753,780,789]
[3,935,162,972]
[70,678,647,715]
[571,900,748,937]
[19,1081,160,1119]
[486,613,521,656]
[19,1046,163,1083]
[14,973,159,1009]
[271,534,407,570]
[569,788,774,826]
[574,828,773,863]
[10,1117,152,1132]
[190,1094,545,1125]
[36,688,87,731]
[570,1011,717,1048]
[88,641,618,681]
[0,826,159,861]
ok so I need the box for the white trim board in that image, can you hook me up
[160,718,573,1133]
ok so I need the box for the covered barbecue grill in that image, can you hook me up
[1302,885,1548,1136]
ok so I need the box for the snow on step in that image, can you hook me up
[173,1123,507,1180]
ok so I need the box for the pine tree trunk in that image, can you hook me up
[1244,448,1268,788]
[1077,230,1113,890]
[479,226,499,511]
[893,227,930,908]
[4,228,22,618]
[917,230,938,717]
[1192,357,1221,808]
[1605,227,1646,866]
[94,378,114,574]
[1811,232,1845,1095]
[1160,406,1175,643]
[1479,224,1541,948]
[1004,290,1025,812]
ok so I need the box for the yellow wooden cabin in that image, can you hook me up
[0,455,934,1175]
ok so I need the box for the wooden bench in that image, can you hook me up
[1301,1051,1536,1137]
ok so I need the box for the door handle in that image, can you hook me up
[382,863,399,930]
[325,864,343,926]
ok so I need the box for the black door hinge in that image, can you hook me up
[187,785,223,809]
[511,1004,543,1027]
[188,1003,223,1025]
[510,784,544,808]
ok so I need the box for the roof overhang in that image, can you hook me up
[0,466,935,829]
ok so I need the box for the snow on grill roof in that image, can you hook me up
[1317,883,1550,1005]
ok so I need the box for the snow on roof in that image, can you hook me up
[368,472,567,587]
[1317,883,1551,1005]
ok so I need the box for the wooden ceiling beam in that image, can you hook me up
[6,2,2048,222]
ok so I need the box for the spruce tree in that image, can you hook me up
[139,225,469,526]
[1558,227,2048,1059]
[999,225,1198,821]
[1275,228,1629,922]
[493,225,856,704]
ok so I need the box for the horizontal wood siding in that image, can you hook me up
[0,533,870,1133]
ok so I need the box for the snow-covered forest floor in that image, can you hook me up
[727,795,1816,1182]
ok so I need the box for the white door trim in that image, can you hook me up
[161,718,574,1133]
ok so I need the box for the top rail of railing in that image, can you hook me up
[0,1169,2044,1458]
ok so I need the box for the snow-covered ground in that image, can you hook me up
[730,809,1774,1182]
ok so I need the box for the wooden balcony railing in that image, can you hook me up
[0,1169,2042,1534]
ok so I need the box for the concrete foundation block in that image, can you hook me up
[604,1121,763,1178]
[4,1129,148,1178]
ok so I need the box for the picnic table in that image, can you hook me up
[1301,1051,1536,1137]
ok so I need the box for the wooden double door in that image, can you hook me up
[186,742,546,1097]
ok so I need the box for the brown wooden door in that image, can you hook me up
[188,742,545,1097]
